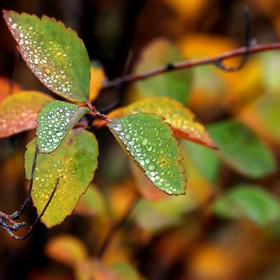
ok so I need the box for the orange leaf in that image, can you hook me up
[0,77,22,103]
[89,61,105,102]
[103,97,217,149]
[0,91,53,138]
[45,235,88,267]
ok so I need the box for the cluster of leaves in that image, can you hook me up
[0,11,217,229]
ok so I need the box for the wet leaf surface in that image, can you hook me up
[0,91,53,138]
[36,100,90,153]
[3,10,90,102]
[108,113,186,195]
[25,130,98,227]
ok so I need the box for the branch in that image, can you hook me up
[101,43,280,91]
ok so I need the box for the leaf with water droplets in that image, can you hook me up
[103,97,217,149]
[108,113,186,195]
[0,91,53,138]
[24,129,99,228]
[3,10,90,102]
[36,100,90,153]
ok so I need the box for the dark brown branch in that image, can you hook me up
[11,177,60,241]
[101,42,280,91]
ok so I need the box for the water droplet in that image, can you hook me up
[148,165,155,171]
[43,67,51,75]
[142,139,148,145]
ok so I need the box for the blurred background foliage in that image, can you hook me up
[1,0,280,279]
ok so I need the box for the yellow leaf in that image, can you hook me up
[162,0,208,21]
[89,61,105,102]
[45,235,88,267]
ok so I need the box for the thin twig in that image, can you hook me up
[215,6,250,71]
[101,42,280,91]
[11,145,39,220]
[12,177,60,241]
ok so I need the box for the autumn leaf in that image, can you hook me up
[0,76,22,103]
[89,61,105,102]
[45,235,88,267]
[0,91,53,138]
[25,130,98,227]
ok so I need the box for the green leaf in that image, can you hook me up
[134,39,192,105]
[207,120,276,178]
[36,100,90,153]
[133,195,195,231]
[25,130,98,228]
[107,113,186,195]
[0,91,53,138]
[212,184,280,227]
[3,10,90,102]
